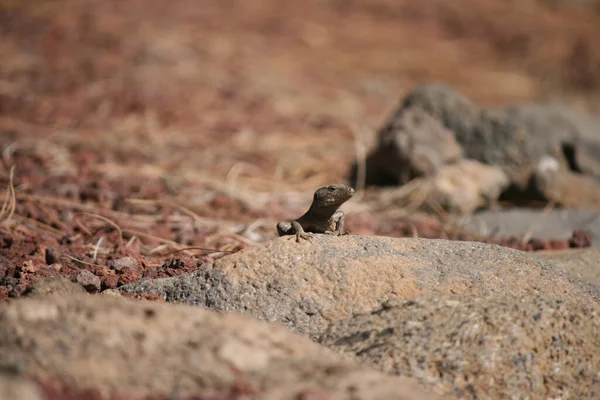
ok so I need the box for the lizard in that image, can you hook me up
[276,183,355,242]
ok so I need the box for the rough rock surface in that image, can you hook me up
[0,294,433,400]
[425,159,509,214]
[535,247,600,287]
[120,235,599,338]
[360,106,464,185]
[319,295,600,399]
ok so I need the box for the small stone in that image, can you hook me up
[45,247,61,265]
[76,270,101,293]
[102,275,119,290]
[569,230,592,248]
[109,257,139,273]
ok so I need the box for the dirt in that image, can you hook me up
[1,0,599,302]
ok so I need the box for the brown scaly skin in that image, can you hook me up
[276,184,355,242]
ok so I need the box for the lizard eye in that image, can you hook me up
[327,186,336,192]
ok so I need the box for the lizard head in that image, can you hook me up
[313,184,355,207]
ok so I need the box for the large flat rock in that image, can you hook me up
[120,235,599,338]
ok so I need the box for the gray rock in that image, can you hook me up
[75,270,101,293]
[509,104,600,179]
[120,235,599,339]
[401,83,480,139]
[0,294,433,400]
[401,84,600,172]
[463,207,600,242]
[401,84,530,169]
[363,106,464,185]
[371,84,600,209]
[319,295,600,399]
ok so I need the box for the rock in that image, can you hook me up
[0,374,43,400]
[44,248,61,265]
[531,159,600,209]
[0,294,433,400]
[108,256,139,273]
[24,277,86,297]
[462,207,600,243]
[400,84,533,169]
[119,235,599,339]
[360,106,463,185]
[510,104,600,179]
[362,84,600,208]
[75,270,101,293]
[318,295,600,399]
[101,274,119,290]
[400,84,600,171]
[535,247,600,287]
[425,159,509,214]
[401,83,480,140]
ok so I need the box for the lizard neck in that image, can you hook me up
[302,202,340,219]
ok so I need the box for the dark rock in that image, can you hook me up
[44,248,61,265]
[359,106,463,185]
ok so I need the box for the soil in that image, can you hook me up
[1,0,599,302]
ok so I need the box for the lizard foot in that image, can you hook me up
[325,230,347,236]
[295,232,313,243]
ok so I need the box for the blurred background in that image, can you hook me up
[1,0,600,296]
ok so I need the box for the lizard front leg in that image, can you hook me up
[325,210,346,236]
[291,220,313,242]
